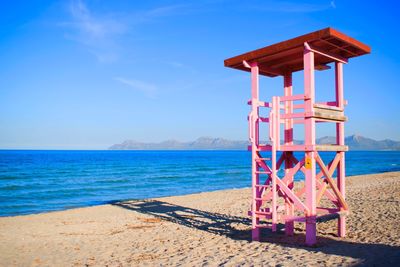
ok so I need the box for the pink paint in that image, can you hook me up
[335,62,346,237]
[304,43,317,246]
[226,29,369,245]
[249,62,260,241]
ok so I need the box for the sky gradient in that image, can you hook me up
[1,0,399,149]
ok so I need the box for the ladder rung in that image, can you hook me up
[248,210,272,219]
[254,197,266,201]
[254,184,269,188]
[255,171,271,174]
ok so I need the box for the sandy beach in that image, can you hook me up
[0,171,399,266]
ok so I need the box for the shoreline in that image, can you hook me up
[2,170,400,219]
[1,171,399,266]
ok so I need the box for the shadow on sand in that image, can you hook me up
[113,199,400,266]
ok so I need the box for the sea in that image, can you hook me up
[0,150,399,217]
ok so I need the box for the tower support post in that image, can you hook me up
[304,44,317,246]
[250,62,260,241]
[335,62,346,237]
[284,73,294,236]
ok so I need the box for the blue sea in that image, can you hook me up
[0,150,399,217]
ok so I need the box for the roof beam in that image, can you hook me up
[304,42,348,64]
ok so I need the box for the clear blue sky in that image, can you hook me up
[0,0,399,149]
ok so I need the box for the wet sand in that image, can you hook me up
[0,172,399,266]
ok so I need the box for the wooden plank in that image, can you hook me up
[315,145,348,151]
[312,109,347,121]
[313,107,345,115]
[310,111,347,122]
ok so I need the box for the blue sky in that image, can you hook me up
[0,0,399,149]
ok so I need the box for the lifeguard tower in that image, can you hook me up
[224,28,370,245]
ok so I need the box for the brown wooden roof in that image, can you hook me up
[224,28,370,77]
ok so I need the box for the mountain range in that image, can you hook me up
[109,135,400,151]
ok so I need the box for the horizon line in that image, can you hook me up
[1,133,400,151]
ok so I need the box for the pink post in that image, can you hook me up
[271,96,279,232]
[335,62,346,237]
[304,43,317,246]
[250,62,260,241]
[284,73,294,236]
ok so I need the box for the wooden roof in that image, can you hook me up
[224,28,370,77]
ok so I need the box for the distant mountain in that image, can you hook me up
[109,137,248,150]
[345,135,400,151]
[109,135,400,150]
[308,135,400,150]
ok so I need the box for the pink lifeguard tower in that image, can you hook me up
[224,28,370,245]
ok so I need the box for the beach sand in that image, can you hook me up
[0,172,399,266]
